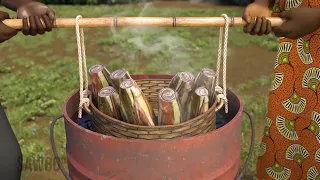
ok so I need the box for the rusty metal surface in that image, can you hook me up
[63,74,243,180]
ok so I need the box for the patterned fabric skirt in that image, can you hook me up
[254,33,320,179]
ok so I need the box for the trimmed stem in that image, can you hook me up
[158,88,181,125]
[111,68,131,93]
[89,64,110,101]
[119,79,156,126]
[168,72,194,122]
[97,86,121,120]
[186,87,209,121]
[194,68,216,107]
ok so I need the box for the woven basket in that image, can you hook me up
[86,74,222,140]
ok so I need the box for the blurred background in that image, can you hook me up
[0,0,276,179]
[38,0,254,6]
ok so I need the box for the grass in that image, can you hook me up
[0,4,278,179]
[237,78,271,177]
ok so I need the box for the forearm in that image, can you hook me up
[1,0,32,11]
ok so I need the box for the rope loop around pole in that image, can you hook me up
[75,15,90,118]
[215,14,229,113]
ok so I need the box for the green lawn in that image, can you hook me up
[0,4,278,179]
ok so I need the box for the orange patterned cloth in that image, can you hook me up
[255,0,320,179]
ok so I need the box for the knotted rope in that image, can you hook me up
[215,14,229,113]
[75,15,90,118]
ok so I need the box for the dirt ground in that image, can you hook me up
[227,45,275,86]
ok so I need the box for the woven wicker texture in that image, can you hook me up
[89,75,217,140]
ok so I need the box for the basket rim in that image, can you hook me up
[87,77,218,128]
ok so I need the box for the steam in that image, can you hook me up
[105,2,196,74]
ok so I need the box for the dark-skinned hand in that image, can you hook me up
[273,8,320,39]
[17,1,55,36]
[0,11,18,43]
[242,2,273,36]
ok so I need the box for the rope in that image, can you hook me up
[215,14,229,113]
[75,15,90,118]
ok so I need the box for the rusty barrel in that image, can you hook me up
[50,74,254,180]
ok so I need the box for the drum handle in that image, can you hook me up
[50,114,73,180]
[235,110,255,180]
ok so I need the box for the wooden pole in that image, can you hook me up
[2,17,285,29]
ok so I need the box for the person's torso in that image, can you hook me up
[272,0,320,15]
[272,0,320,46]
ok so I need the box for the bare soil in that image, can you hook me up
[227,45,275,87]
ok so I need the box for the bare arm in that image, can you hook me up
[1,0,32,11]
